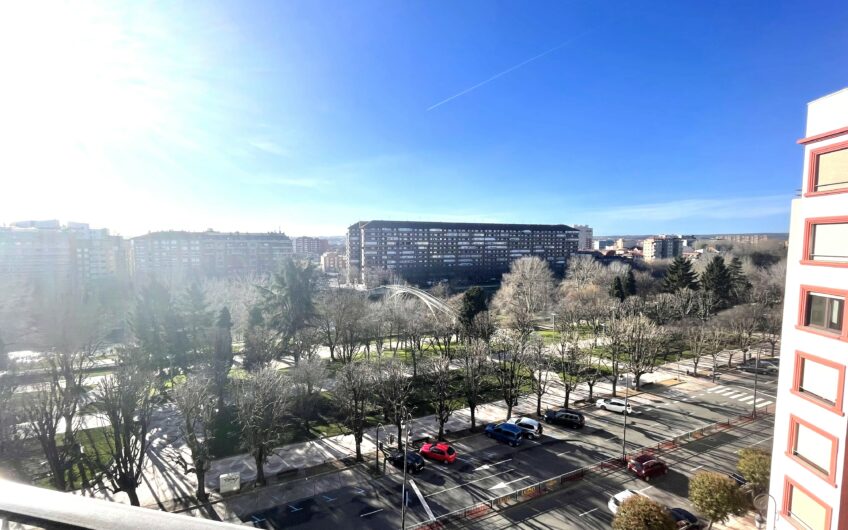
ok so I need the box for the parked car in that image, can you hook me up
[737,360,778,375]
[543,408,585,428]
[419,442,457,464]
[387,450,425,473]
[627,454,669,481]
[506,416,544,439]
[608,489,643,514]
[484,422,524,447]
[596,398,633,414]
[728,472,748,488]
[668,507,702,529]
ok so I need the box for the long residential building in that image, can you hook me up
[346,220,579,286]
[642,235,683,261]
[768,88,848,530]
[130,230,292,281]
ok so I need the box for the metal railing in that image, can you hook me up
[408,405,775,530]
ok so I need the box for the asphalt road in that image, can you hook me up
[246,368,778,529]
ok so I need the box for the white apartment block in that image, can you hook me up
[768,88,848,530]
[571,224,594,251]
[642,236,683,262]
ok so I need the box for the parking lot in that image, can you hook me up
[245,367,777,529]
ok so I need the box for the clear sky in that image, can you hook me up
[1,1,847,237]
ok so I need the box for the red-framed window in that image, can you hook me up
[792,351,846,415]
[802,217,848,267]
[797,286,848,341]
[782,476,832,530]
[805,139,848,197]
[786,415,839,485]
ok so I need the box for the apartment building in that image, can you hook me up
[320,251,345,273]
[130,230,292,281]
[768,88,848,530]
[345,220,579,286]
[0,221,124,284]
[294,236,329,256]
[571,224,594,251]
[642,236,683,262]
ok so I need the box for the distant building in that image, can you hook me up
[593,238,615,251]
[715,234,770,245]
[294,236,329,256]
[345,220,579,286]
[320,251,345,274]
[130,230,292,281]
[571,224,593,251]
[615,238,638,251]
[767,88,848,530]
[642,236,684,262]
[0,221,124,284]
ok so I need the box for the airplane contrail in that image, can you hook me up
[426,30,594,112]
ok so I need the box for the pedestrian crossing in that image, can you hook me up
[705,385,773,406]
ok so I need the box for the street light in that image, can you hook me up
[375,423,388,473]
[753,493,777,529]
[400,411,413,530]
[753,348,761,418]
[621,373,630,462]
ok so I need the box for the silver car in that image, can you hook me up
[506,416,544,439]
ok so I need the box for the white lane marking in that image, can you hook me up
[289,505,302,512]
[360,508,383,518]
[691,465,705,472]
[425,469,513,497]
[409,479,435,521]
[739,396,755,404]
[477,458,512,471]
[578,508,598,517]
[755,398,769,404]
[737,437,773,452]
[489,476,531,490]
[322,495,337,502]
[761,400,773,406]
[354,488,366,495]
[727,392,746,399]
[637,485,653,493]
[706,387,720,393]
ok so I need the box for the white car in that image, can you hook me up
[608,489,642,514]
[596,398,633,414]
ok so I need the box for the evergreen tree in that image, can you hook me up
[662,256,699,292]
[727,257,751,304]
[623,269,637,297]
[458,287,487,338]
[211,307,234,410]
[181,282,213,360]
[610,276,626,302]
[700,256,732,307]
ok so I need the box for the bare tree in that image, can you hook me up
[317,287,366,363]
[404,302,429,377]
[210,307,234,411]
[427,311,458,361]
[290,355,327,430]
[234,368,291,487]
[620,314,664,389]
[242,305,276,371]
[491,329,531,419]
[565,254,605,286]
[172,376,216,502]
[705,324,726,382]
[721,304,760,366]
[605,311,627,397]
[684,320,711,376]
[289,326,322,366]
[493,257,554,336]
[85,359,155,506]
[554,314,587,408]
[333,361,372,461]
[527,335,554,416]
[0,366,17,458]
[460,339,489,429]
[424,356,457,440]
[759,306,782,358]
[374,359,413,449]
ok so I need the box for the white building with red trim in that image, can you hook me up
[768,88,848,530]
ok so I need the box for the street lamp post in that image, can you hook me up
[621,374,629,461]
[400,411,413,530]
[753,348,761,418]
[375,424,383,473]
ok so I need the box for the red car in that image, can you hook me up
[627,454,668,481]
[419,442,458,464]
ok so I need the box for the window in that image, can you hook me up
[783,478,831,530]
[804,293,844,333]
[788,416,837,481]
[807,222,848,263]
[807,140,848,196]
[793,351,845,413]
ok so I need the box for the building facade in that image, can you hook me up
[320,251,345,273]
[0,221,124,285]
[345,220,579,286]
[571,224,594,251]
[294,236,329,256]
[768,88,848,530]
[130,230,292,281]
[642,236,683,261]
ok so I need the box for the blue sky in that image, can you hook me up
[1,1,847,237]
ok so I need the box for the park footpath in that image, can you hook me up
[84,344,774,524]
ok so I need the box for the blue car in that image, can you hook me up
[484,422,524,447]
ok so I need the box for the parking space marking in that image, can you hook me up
[578,508,598,517]
[360,509,383,518]
[425,469,513,498]
[322,495,337,502]
[637,485,653,493]
[289,505,302,512]
[691,465,705,472]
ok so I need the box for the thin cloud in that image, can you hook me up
[427,31,594,112]
[247,175,327,188]
[248,138,287,156]
[591,195,791,221]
